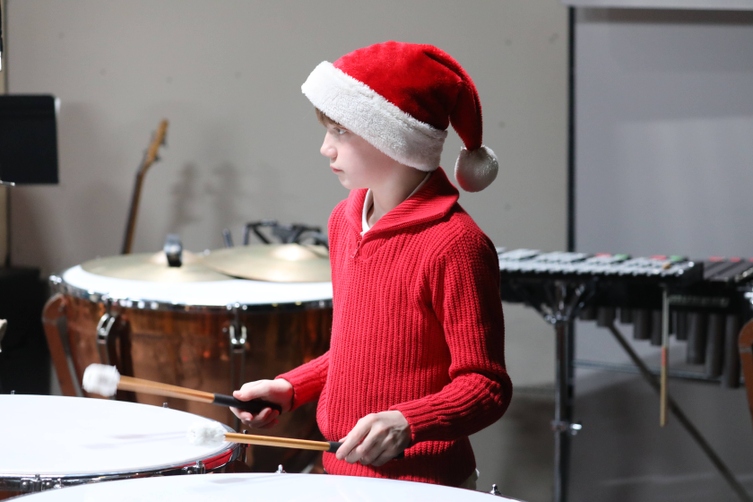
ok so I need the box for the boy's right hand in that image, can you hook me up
[231,378,293,429]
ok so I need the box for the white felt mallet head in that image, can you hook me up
[187,420,227,447]
[82,363,121,397]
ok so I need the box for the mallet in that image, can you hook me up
[82,363,282,414]
[189,420,342,453]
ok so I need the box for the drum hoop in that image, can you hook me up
[0,395,241,494]
[49,274,333,313]
[0,444,239,492]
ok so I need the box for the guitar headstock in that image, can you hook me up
[141,119,169,174]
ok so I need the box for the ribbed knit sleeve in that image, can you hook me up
[389,231,511,443]
[277,351,329,410]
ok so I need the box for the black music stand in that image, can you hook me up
[0,95,60,186]
[0,95,59,395]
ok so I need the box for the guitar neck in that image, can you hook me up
[121,171,146,255]
[120,120,168,255]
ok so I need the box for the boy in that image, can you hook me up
[232,41,512,488]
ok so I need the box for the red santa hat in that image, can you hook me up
[301,41,498,192]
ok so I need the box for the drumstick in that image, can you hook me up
[189,422,407,460]
[189,420,342,453]
[82,363,282,414]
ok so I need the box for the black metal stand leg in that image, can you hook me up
[607,322,752,502]
[553,320,575,502]
[516,280,592,502]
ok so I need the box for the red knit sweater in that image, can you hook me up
[279,168,512,486]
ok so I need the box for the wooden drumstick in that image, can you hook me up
[189,421,342,453]
[188,422,405,459]
[82,363,282,414]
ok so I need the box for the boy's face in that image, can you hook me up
[320,124,397,191]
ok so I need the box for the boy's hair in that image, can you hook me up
[315,108,338,127]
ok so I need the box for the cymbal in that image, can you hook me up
[202,244,331,283]
[81,251,234,282]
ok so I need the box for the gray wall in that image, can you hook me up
[4,0,569,390]
[3,1,568,499]
[573,7,753,501]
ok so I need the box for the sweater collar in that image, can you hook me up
[344,167,460,236]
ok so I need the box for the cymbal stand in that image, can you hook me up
[509,279,595,502]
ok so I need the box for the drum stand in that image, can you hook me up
[513,280,751,502]
[42,293,83,397]
[509,279,594,502]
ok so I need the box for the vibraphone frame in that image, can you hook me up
[498,249,753,502]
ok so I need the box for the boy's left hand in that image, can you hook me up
[336,410,411,466]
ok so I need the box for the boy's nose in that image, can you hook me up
[320,135,336,159]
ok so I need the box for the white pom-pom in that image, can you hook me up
[82,364,121,397]
[187,420,227,447]
[454,145,499,192]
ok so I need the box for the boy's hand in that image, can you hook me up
[231,378,293,429]
[336,410,411,466]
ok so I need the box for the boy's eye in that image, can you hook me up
[331,127,347,136]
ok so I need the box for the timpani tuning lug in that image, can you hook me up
[181,460,206,475]
[163,234,184,268]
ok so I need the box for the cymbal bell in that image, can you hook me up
[81,251,234,283]
[202,244,331,283]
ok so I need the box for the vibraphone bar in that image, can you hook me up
[497,248,753,502]
[498,249,753,387]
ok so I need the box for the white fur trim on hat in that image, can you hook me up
[302,61,448,172]
[454,145,499,193]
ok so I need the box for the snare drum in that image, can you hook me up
[42,261,333,473]
[12,473,524,501]
[0,395,239,498]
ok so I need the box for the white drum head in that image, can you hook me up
[0,395,237,484]
[14,473,525,501]
[54,265,332,309]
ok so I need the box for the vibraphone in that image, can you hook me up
[497,248,753,502]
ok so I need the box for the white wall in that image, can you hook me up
[575,8,753,258]
[5,0,569,390]
[572,7,753,501]
[5,2,569,498]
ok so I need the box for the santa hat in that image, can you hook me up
[301,41,498,192]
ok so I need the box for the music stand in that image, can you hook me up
[0,94,60,186]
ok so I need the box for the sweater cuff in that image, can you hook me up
[390,400,445,444]
[276,353,329,410]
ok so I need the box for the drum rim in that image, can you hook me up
[0,444,239,492]
[0,395,242,494]
[49,273,334,313]
[0,473,525,501]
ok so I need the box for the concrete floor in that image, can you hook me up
[471,372,753,502]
